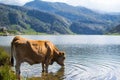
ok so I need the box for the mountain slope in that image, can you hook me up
[24,0,120,34]
[0,3,71,34]
[24,0,102,21]
[108,24,120,34]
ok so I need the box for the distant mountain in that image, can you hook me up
[0,3,71,34]
[24,0,120,34]
[108,24,120,34]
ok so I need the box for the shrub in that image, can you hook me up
[0,47,16,80]
[0,47,10,66]
[0,65,16,80]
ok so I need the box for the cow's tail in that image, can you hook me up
[10,41,14,66]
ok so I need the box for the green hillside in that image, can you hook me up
[0,3,72,35]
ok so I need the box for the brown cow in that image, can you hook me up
[11,36,65,80]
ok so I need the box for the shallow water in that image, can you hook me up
[1,35,120,80]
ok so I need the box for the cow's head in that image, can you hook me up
[56,51,65,67]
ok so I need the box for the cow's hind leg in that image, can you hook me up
[15,62,21,80]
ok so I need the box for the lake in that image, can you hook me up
[1,35,120,80]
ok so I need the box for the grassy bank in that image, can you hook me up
[0,47,16,80]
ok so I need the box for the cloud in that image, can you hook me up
[76,0,120,12]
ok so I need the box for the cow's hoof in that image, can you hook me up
[42,70,44,73]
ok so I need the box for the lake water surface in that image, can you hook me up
[1,35,120,80]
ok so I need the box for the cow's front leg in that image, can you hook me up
[45,59,50,73]
[42,62,49,73]
[42,63,45,72]
[45,63,49,73]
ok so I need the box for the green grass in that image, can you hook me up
[27,74,62,80]
[0,47,16,80]
[0,47,10,65]
[0,65,16,80]
[0,32,5,36]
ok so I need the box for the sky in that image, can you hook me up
[0,0,120,13]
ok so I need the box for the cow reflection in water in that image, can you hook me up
[10,36,65,80]
[30,67,65,80]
